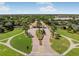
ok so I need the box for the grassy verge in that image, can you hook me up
[0,28,23,40]
[56,29,79,41]
[0,39,8,43]
[71,40,79,43]
[51,37,70,54]
[0,44,22,56]
[10,33,32,54]
[66,48,79,56]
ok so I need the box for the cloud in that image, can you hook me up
[37,2,56,12]
[0,2,10,11]
[39,5,56,12]
[0,6,10,11]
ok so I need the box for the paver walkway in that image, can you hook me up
[0,31,27,55]
[61,35,79,55]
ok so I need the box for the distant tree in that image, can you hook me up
[4,21,14,31]
[0,25,4,33]
[54,32,61,39]
[37,20,42,28]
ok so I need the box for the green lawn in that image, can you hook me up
[0,28,23,40]
[56,29,79,41]
[51,37,70,54]
[66,48,79,56]
[0,44,22,56]
[10,33,32,54]
[0,39,9,43]
[71,40,79,43]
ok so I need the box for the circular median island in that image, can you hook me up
[10,33,32,54]
[51,37,70,54]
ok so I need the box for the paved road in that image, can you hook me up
[28,21,59,56]
[28,28,42,56]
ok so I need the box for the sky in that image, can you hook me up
[0,2,79,14]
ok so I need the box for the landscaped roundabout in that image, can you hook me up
[0,15,79,56]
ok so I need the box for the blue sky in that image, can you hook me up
[0,2,79,14]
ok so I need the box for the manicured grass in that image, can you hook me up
[66,48,79,56]
[56,29,79,41]
[0,39,9,43]
[71,40,79,43]
[51,37,70,54]
[0,28,23,40]
[0,44,22,56]
[11,33,32,54]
